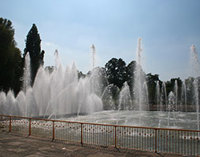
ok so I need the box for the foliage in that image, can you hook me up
[126,61,136,96]
[105,58,127,89]
[44,66,55,74]
[24,24,45,85]
[0,18,23,94]
[146,73,160,105]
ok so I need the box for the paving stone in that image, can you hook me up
[87,152,116,157]
[8,141,24,146]
[7,148,26,153]
[0,130,183,157]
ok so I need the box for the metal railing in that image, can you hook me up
[0,114,199,156]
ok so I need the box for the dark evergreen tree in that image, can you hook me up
[0,18,23,94]
[24,24,45,85]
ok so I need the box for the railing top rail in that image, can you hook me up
[0,114,200,132]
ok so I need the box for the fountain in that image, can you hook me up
[23,52,31,92]
[161,82,167,111]
[67,43,199,130]
[0,40,199,130]
[190,45,200,130]
[91,44,96,69]
[193,79,199,130]
[156,81,161,111]
[0,50,103,118]
[167,91,176,127]
[181,80,187,112]
[118,82,132,110]
[101,84,116,110]
[174,80,178,111]
[133,38,149,111]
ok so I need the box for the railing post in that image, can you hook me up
[29,118,31,136]
[155,128,157,153]
[114,126,117,148]
[81,123,83,145]
[9,116,11,132]
[52,121,55,141]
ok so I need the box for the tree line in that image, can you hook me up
[97,58,192,108]
[84,60,199,110]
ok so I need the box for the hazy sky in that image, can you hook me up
[1,0,200,81]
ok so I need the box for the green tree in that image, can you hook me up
[0,18,22,94]
[126,61,136,97]
[185,77,195,107]
[105,58,127,89]
[24,24,45,85]
[165,78,182,96]
[146,73,160,106]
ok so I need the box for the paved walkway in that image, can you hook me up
[0,130,182,157]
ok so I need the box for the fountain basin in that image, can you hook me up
[59,110,200,130]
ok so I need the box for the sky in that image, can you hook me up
[0,0,200,81]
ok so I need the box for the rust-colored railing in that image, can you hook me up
[0,114,199,156]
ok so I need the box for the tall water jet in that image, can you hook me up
[23,52,31,92]
[193,79,199,130]
[91,44,96,69]
[101,84,115,110]
[190,45,200,77]
[118,82,132,110]
[181,80,187,112]
[190,44,200,130]
[161,82,167,111]
[156,81,161,111]
[174,80,178,111]
[190,45,200,130]
[143,82,149,110]
[168,91,175,127]
[133,38,148,111]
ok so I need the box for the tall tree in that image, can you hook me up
[24,24,44,85]
[0,17,22,94]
